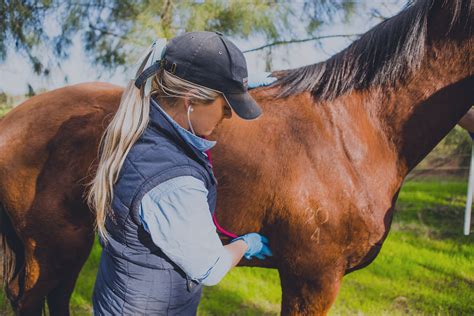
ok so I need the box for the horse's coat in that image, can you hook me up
[0,0,472,315]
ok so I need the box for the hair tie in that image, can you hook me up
[134,38,167,96]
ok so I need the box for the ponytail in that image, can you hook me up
[86,45,155,243]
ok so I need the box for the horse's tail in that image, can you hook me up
[0,203,25,310]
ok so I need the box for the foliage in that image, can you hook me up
[432,126,471,157]
[411,126,472,179]
[0,91,7,104]
[0,90,17,113]
[0,0,357,76]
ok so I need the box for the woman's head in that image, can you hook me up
[87,31,259,243]
[138,31,262,120]
[151,68,232,136]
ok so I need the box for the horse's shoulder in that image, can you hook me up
[68,81,124,96]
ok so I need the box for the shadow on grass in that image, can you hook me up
[199,285,279,316]
[394,180,472,239]
[417,262,474,288]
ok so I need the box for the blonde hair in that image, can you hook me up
[86,45,221,243]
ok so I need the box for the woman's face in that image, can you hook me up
[188,95,232,136]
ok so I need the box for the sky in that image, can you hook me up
[0,1,405,96]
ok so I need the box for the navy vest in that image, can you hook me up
[99,97,218,282]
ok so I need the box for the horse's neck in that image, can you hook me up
[374,41,474,177]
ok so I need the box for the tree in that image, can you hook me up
[0,0,357,77]
[0,90,7,105]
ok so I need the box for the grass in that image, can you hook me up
[0,106,13,117]
[332,181,473,315]
[1,180,473,315]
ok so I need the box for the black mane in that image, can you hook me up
[271,0,472,100]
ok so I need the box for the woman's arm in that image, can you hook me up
[224,239,248,268]
[139,175,246,286]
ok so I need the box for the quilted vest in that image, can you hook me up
[101,96,218,276]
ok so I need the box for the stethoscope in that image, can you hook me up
[187,105,196,135]
[185,103,238,239]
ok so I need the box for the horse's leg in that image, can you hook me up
[267,202,346,315]
[11,227,93,316]
[15,295,46,316]
[7,240,51,316]
[46,228,94,316]
[7,226,92,316]
[0,210,47,316]
[278,265,344,316]
[5,215,94,316]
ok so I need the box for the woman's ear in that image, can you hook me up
[182,96,192,111]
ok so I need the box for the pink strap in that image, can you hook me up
[212,213,238,239]
[204,142,238,239]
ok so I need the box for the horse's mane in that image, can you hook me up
[271,0,473,100]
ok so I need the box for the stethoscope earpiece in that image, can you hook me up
[187,105,196,135]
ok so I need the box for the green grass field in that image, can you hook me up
[1,180,473,315]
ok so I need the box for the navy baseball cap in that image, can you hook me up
[134,31,262,120]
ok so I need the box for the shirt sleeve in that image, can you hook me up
[138,175,233,286]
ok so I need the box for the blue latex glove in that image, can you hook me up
[247,72,277,89]
[231,233,273,260]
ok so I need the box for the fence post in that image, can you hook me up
[464,132,474,235]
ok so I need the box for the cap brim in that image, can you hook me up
[223,92,262,120]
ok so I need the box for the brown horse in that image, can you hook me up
[0,0,472,314]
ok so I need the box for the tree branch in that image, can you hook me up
[88,24,129,40]
[161,0,172,28]
[242,33,361,53]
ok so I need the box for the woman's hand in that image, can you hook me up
[231,233,273,260]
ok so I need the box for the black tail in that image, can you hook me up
[0,203,25,312]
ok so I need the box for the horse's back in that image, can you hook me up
[0,82,122,214]
[0,81,122,125]
[0,81,122,153]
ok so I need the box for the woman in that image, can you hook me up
[87,31,272,315]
